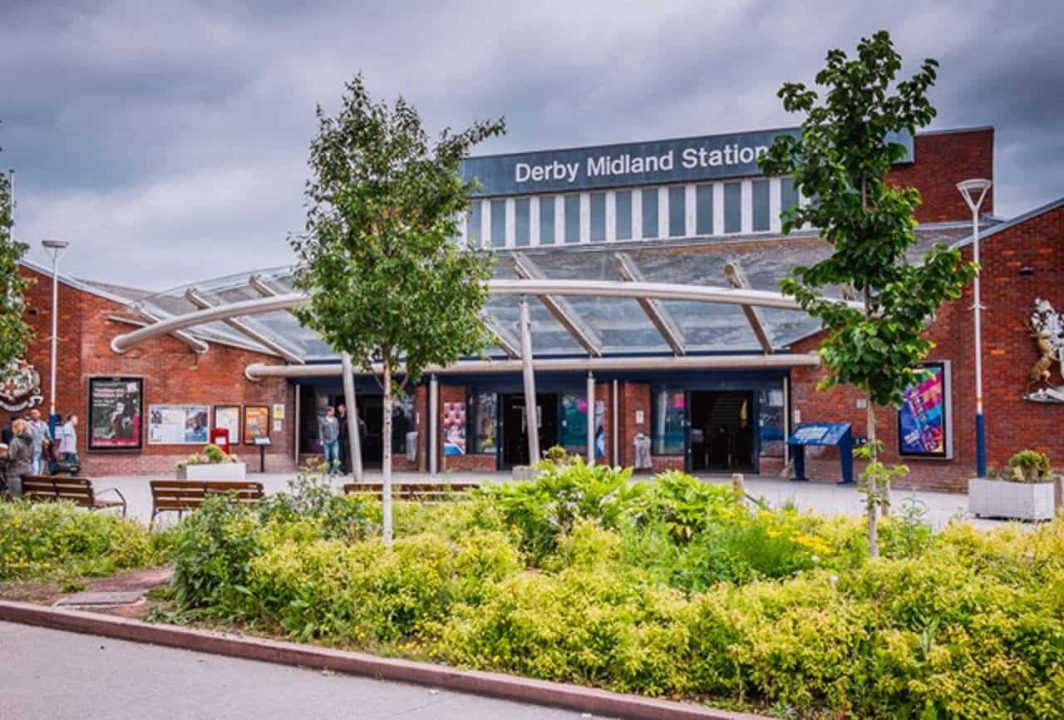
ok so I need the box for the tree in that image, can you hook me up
[291,76,504,544]
[759,31,975,557]
[0,160,33,375]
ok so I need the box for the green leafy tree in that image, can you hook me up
[291,76,504,543]
[0,162,33,376]
[759,31,975,557]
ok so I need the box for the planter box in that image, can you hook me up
[968,478,1056,521]
[511,465,539,482]
[177,462,247,482]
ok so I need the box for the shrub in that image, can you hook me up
[1007,449,1053,483]
[0,501,153,580]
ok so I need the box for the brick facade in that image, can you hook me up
[887,128,994,224]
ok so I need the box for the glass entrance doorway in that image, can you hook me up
[689,391,755,472]
[501,393,558,468]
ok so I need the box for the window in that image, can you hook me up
[652,388,685,455]
[539,196,555,245]
[724,182,741,234]
[467,201,482,245]
[696,184,713,235]
[780,177,800,222]
[615,190,632,240]
[391,394,415,454]
[668,185,686,237]
[752,179,770,232]
[515,198,530,247]
[470,391,497,454]
[590,192,606,242]
[560,394,588,451]
[758,387,785,460]
[490,199,506,247]
[564,195,581,243]
[641,188,659,239]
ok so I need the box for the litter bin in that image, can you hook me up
[633,433,652,470]
[405,431,418,462]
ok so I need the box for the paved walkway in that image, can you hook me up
[94,468,1006,530]
[0,621,582,719]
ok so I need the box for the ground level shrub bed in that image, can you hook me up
[164,465,1063,719]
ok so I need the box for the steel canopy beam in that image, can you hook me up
[120,307,209,355]
[510,254,603,358]
[612,253,686,356]
[724,261,774,354]
[482,312,521,359]
[245,352,820,381]
[185,288,304,364]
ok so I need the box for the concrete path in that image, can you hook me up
[95,468,1005,530]
[0,621,583,720]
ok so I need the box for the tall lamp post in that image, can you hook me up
[956,179,992,478]
[41,239,69,435]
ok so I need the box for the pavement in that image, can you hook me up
[0,621,585,720]
[94,468,1008,530]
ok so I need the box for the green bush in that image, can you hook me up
[0,500,154,580]
[1007,449,1053,483]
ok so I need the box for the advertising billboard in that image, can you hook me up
[898,362,952,458]
[88,377,143,450]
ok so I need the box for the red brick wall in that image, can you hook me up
[790,202,1064,491]
[889,128,994,224]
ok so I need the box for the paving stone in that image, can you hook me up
[55,591,143,606]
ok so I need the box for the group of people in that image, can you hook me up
[0,410,80,499]
[317,404,362,475]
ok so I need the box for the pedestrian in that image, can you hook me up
[7,418,34,498]
[318,406,340,474]
[26,408,51,476]
[336,403,351,475]
[58,413,79,467]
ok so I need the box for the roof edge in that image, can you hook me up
[953,196,1064,249]
[19,258,138,308]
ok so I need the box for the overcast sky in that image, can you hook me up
[2,0,1061,290]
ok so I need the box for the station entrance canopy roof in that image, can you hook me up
[108,225,972,377]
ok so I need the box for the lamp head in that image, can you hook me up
[956,178,992,213]
[41,239,70,251]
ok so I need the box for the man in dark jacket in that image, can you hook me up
[337,404,351,475]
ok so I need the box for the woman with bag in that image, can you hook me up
[7,418,34,498]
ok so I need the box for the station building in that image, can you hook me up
[4,124,1062,491]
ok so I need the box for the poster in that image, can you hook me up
[898,362,950,458]
[88,377,143,450]
[243,405,270,444]
[442,402,466,456]
[148,404,209,445]
[213,405,241,445]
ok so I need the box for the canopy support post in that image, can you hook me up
[340,352,363,482]
[519,297,540,465]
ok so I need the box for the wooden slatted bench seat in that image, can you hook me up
[149,480,264,525]
[343,482,479,502]
[22,475,127,517]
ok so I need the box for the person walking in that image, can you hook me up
[58,414,79,467]
[7,418,34,498]
[27,409,51,476]
[318,406,341,475]
[336,403,351,475]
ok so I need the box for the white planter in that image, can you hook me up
[177,462,247,481]
[511,465,539,482]
[968,478,1056,521]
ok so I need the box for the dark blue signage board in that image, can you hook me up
[787,422,855,484]
[462,129,914,197]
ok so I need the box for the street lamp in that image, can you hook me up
[41,239,69,434]
[956,179,992,478]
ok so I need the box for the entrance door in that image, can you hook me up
[689,391,755,472]
[501,394,558,468]
[358,396,384,468]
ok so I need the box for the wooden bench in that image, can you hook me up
[22,475,127,517]
[343,482,479,502]
[149,480,265,525]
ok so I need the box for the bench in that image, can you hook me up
[22,475,127,517]
[149,480,265,525]
[343,482,479,502]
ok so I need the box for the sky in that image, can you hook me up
[2,0,1061,290]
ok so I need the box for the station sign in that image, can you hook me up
[462,128,914,197]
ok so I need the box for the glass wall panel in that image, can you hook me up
[590,192,606,242]
[696,184,713,235]
[752,179,770,232]
[470,391,498,455]
[391,394,415,454]
[560,393,588,451]
[490,199,506,247]
[724,183,741,234]
[668,185,686,237]
[615,190,632,240]
[757,386,785,459]
[467,201,482,245]
[564,195,581,243]
[539,196,555,245]
[652,388,686,455]
[641,188,659,239]
[514,198,530,247]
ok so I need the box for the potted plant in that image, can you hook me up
[969,450,1057,521]
[176,443,246,481]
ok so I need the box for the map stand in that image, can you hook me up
[787,423,855,485]
[253,436,271,473]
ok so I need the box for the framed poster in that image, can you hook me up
[213,405,241,445]
[898,361,953,459]
[88,377,143,450]
[243,405,270,444]
[442,402,466,456]
[148,404,210,445]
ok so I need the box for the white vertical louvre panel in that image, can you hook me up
[740,180,752,234]
[530,196,540,247]
[769,177,782,234]
[713,183,725,237]
[657,186,668,239]
[632,187,643,241]
[505,197,516,248]
[480,200,491,249]
[605,191,616,242]
[554,195,565,244]
[685,184,696,237]
[580,192,591,243]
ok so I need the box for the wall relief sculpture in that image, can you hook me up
[1026,297,1064,404]
[0,359,44,412]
